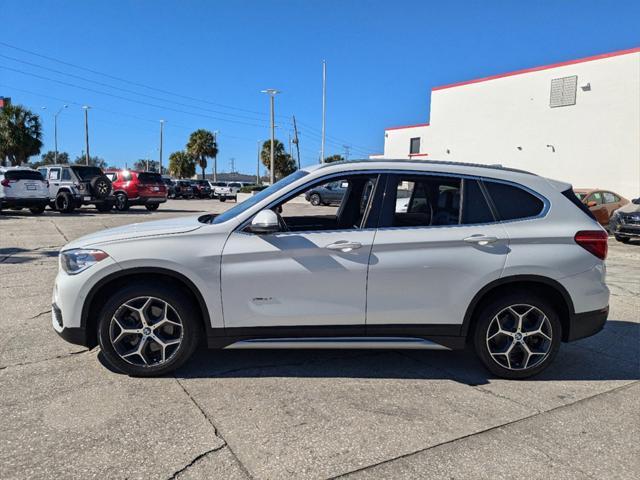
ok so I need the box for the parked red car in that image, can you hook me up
[104,170,167,211]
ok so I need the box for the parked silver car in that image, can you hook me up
[37,164,114,213]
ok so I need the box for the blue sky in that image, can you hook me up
[2,0,639,173]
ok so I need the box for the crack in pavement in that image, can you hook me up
[28,309,52,320]
[0,348,91,371]
[166,445,228,480]
[173,376,255,480]
[50,220,69,242]
[331,380,639,479]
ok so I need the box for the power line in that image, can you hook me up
[0,41,269,117]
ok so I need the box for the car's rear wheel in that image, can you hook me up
[220,197,226,202]
[97,283,201,376]
[29,205,46,215]
[615,235,630,243]
[473,293,561,379]
[145,203,159,211]
[310,193,321,206]
[55,192,75,213]
[96,201,113,212]
[115,193,129,211]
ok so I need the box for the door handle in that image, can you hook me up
[463,235,498,246]
[326,241,362,252]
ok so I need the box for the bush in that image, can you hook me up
[240,185,267,194]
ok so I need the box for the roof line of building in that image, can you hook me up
[385,122,430,131]
[432,46,640,91]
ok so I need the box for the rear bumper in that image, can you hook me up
[1,197,48,208]
[566,306,609,342]
[78,195,115,206]
[128,196,167,206]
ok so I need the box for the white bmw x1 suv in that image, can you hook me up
[52,160,609,379]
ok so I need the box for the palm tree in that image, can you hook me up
[168,151,195,179]
[260,139,297,180]
[186,129,218,179]
[0,104,43,166]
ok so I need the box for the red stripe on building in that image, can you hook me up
[433,46,640,91]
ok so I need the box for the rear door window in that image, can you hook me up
[61,169,72,181]
[603,192,616,204]
[461,179,495,224]
[483,181,544,221]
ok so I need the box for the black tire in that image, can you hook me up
[473,292,561,379]
[96,201,113,213]
[219,197,226,202]
[114,192,129,211]
[615,235,630,244]
[145,203,159,211]
[233,196,238,202]
[90,175,112,199]
[55,191,75,213]
[97,282,202,376]
[310,193,321,206]
[29,205,46,215]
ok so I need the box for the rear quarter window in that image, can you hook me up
[138,172,162,183]
[484,181,544,221]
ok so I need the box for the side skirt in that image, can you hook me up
[224,337,451,350]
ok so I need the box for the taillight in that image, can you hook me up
[1,179,10,187]
[574,230,608,260]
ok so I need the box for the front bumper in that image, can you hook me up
[566,306,609,342]
[52,303,90,346]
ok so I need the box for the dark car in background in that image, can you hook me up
[174,180,196,199]
[192,179,212,198]
[304,180,348,206]
[162,177,176,198]
[105,170,167,211]
[609,198,640,243]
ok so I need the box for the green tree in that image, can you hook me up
[168,151,195,178]
[0,104,43,165]
[73,155,107,169]
[324,154,345,163]
[186,129,218,179]
[31,151,70,168]
[133,159,160,172]
[260,139,297,180]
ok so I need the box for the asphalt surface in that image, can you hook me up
[1,198,638,479]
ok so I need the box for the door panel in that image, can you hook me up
[221,229,375,328]
[366,224,509,327]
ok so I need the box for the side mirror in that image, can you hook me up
[632,198,640,205]
[250,209,280,234]
[587,201,597,207]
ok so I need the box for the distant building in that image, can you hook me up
[377,47,640,199]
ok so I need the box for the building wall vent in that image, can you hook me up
[550,75,578,108]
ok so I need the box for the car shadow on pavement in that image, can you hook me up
[96,319,640,385]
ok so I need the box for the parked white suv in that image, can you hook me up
[0,167,49,214]
[52,160,609,378]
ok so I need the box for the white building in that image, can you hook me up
[378,47,640,199]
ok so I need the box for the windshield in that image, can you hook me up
[72,166,102,180]
[574,192,587,201]
[211,170,308,224]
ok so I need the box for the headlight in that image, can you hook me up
[60,249,109,275]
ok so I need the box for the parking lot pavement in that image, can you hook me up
[1,200,638,479]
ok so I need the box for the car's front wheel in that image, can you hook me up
[614,235,630,243]
[55,192,75,213]
[473,293,561,379]
[309,193,321,206]
[29,205,46,215]
[97,283,202,376]
[145,203,159,211]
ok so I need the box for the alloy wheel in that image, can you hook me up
[485,304,553,371]
[109,296,183,367]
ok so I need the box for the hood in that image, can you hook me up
[63,215,204,250]
[615,202,640,215]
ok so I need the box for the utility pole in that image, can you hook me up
[82,106,90,165]
[230,157,235,174]
[213,130,219,182]
[292,115,301,170]
[159,120,164,175]
[320,60,326,164]
[256,140,261,185]
[343,145,351,161]
[261,89,280,185]
[54,105,68,163]
[288,131,292,162]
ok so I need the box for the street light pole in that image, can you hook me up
[213,130,219,182]
[261,89,280,185]
[321,60,326,164]
[256,140,261,185]
[82,106,90,165]
[159,120,164,174]
[54,105,67,163]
